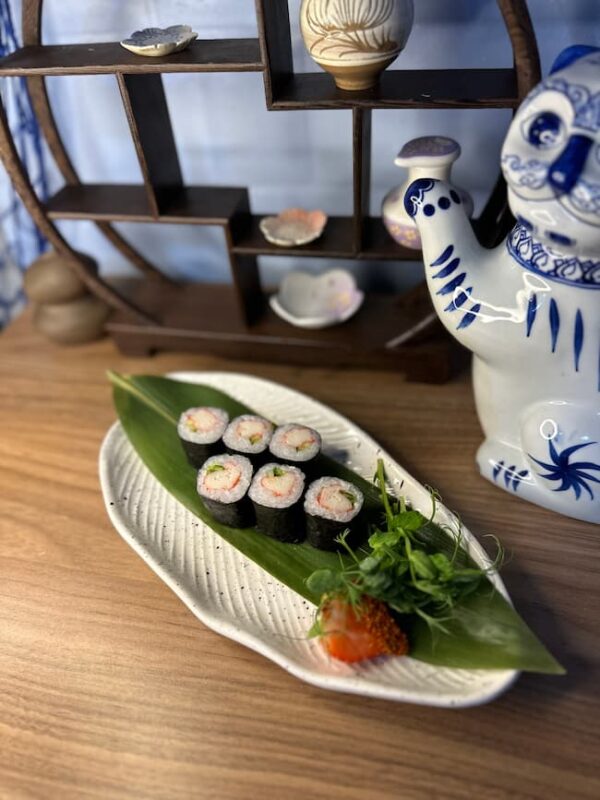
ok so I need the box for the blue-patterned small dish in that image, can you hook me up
[120,25,198,57]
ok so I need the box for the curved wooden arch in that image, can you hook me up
[22,0,177,287]
[0,99,155,322]
[476,0,541,246]
[9,0,543,332]
[497,0,541,98]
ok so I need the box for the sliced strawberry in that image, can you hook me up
[318,596,409,663]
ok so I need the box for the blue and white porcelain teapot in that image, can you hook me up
[403,46,600,524]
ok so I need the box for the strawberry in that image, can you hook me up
[318,596,409,663]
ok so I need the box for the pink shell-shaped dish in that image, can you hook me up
[260,209,328,247]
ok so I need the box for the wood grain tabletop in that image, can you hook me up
[0,311,597,800]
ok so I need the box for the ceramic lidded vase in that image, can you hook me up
[382,136,473,250]
[300,0,414,91]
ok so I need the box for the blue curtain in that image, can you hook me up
[0,0,48,327]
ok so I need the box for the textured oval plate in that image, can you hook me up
[99,371,517,707]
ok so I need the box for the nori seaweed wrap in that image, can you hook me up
[222,415,274,466]
[269,423,322,478]
[178,407,229,469]
[197,454,254,528]
[248,463,306,543]
[304,477,364,550]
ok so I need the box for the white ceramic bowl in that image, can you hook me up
[270,269,364,329]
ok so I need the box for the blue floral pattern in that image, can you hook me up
[501,154,548,189]
[530,440,600,500]
[526,74,600,135]
[492,460,530,492]
[507,225,600,289]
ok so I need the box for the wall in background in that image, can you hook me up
[4,0,600,293]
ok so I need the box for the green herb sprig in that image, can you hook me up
[307,459,503,635]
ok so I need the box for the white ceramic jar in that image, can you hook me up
[382,136,473,250]
[300,0,414,91]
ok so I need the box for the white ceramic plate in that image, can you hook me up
[99,372,518,707]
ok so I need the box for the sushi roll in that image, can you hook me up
[304,477,364,551]
[197,454,254,528]
[223,414,274,465]
[269,423,322,476]
[178,406,229,469]
[249,463,306,543]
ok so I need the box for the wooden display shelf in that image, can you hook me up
[107,281,461,382]
[0,40,264,76]
[231,215,355,258]
[45,184,249,225]
[46,190,423,262]
[231,215,420,261]
[0,0,540,382]
[270,69,520,110]
[361,217,422,261]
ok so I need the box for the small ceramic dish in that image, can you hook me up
[270,269,364,329]
[120,25,198,57]
[260,209,328,248]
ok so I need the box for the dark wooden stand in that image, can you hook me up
[0,1,540,382]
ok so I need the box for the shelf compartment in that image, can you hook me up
[231,214,420,261]
[107,282,460,381]
[231,215,355,257]
[0,40,264,76]
[361,217,422,261]
[270,69,519,110]
[46,184,249,225]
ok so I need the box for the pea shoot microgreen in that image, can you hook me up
[307,459,503,637]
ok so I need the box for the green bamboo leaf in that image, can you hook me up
[108,372,564,675]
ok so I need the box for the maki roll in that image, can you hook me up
[269,423,322,476]
[223,414,274,465]
[197,454,254,528]
[304,477,364,551]
[178,406,229,469]
[249,463,306,543]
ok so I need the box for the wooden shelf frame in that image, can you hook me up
[0,40,264,76]
[0,0,541,380]
[267,69,521,111]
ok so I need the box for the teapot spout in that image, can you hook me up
[404,178,485,268]
[404,178,492,348]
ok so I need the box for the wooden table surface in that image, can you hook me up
[0,311,597,800]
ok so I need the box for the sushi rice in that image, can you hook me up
[178,407,229,445]
[269,423,322,464]
[223,414,274,457]
[304,477,364,522]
